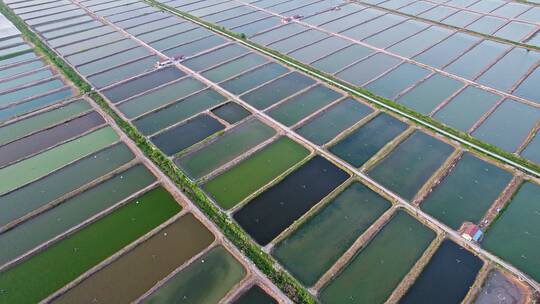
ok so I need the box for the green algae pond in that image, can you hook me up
[0,143,134,228]
[330,113,408,167]
[368,131,454,201]
[0,164,155,266]
[399,240,483,304]
[483,182,540,282]
[421,153,512,229]
[0,186,181,304]
[234,155,349,245]
[320,210,435,303]
[203,137,309,210]
[0,126,118,196]
[53,213,214,303]
[273,182,391,286]
[233,285,277,304]
[177,119,276,180]
[143,245,246,304]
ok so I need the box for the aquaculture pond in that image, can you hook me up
[87,56,159,89]
[288,36,350,64]
[472,99,540,152]
[233,285,277,304]
[421,153,512,229]
[521,134,540,164]
[0,186,181,304]
[220,63,288,95]
[1,60,44,81]
[163,35,227,58]
[0,111,104,168]
[320,210,435,304]
[0,165,155,266]
[0,88,74,123]
[211,102,250,124]
[368,131,454,201]
[241,72,315,110]
[397,74,463,115]
[0,79,65,107]
[118,78,207,119]
[474,270,525,304]
[182,44,249,72]
[337,53,401,86]
[0,69,53,93]
[177,119,276,180]
[0,99,91,146]
[330,113,408,167]
[433,86,501,133]
[483,182,540,281]
[151,114,224,156]
[0,126,118,196]
[203,137,309,210]
[143,246,246,304]
[273,182,391,286]
[234,155,349,245]
[54,213,214,303]
[364,63,430,101]
[444,40,511,80]
[65,39,137,66]
[76,47,151,75]
[476,48,540,93]
[102,67,184,103]
[133,89,225,135]
[201,53,268,83]
[267,84,342,126]
[312,44,374,75]
[514,65,540,105]
[399,240,483,304]
[268,30,329,54]
[0,143,134,228]
[295,98,372,145]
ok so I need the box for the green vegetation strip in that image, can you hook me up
[0,187,181,304]
[145,0,540,178]
[0,4,316,302]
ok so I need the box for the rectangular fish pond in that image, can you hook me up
[273,182,392,286]
[233,155,349,245]
[0,186,182,304]
[320,210,435,304]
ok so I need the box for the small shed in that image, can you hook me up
[461,224,483,242]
